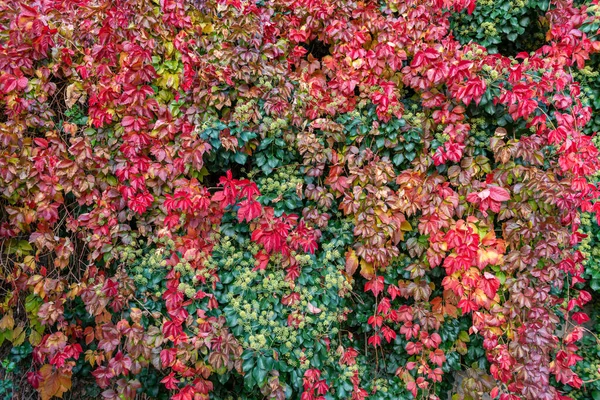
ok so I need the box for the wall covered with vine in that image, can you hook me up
[2,1,600,400]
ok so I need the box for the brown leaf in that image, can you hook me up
[208,351,228,371]
[129,308,142,324]
[0,310,14,330]
[65,83,83,109]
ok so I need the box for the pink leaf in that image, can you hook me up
[488,186,510,202]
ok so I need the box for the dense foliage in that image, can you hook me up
[2,0,600,399]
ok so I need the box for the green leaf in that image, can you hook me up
[496,271,506,284]
[284,199,297,210]
[106,175,117,186]
[242,356,255,373]
[233,152,247,164]
[259,137,274,149]
[458,331,470,342]
[244,370,255,390]
[257,356,267,371]
[264,356,274,371]
[393,153,405,165]
[239,131,257,142]
[17,240,32,252]
[252,364,267,386]
[267,156,279,168]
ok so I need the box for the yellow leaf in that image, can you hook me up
[66,284,82,300]
[11,324,26,346]
[359,259,375,280]
[400,220,412,231]
[85,350,97,367]
[164,41,174,56]
[352,58,363,69]
[29,330,42,346]
[23,255,36,271]
[201,23,214,34]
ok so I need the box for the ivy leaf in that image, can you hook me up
[252,364,268,386]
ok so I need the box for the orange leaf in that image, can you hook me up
[345,249,359,276]
[39,364,72,400]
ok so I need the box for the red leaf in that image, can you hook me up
[172,386,195,400]
[577,290,592,306]
[281,292,300,306]
[428,348,446,366]
[405,341,422,355]
[377,297,391,315]
[572,312,590,324]
[253,250,270,271]
[479,272,500,298]
[381,326,397,343]
[251,212,293,254]
[364,276,384,297]
[367,315,383,328]
[314,379,329,395]
[162,319,183,340]
[490,387,499,398]
[237,199,262,222]
[160,348,177,368]
[160,372,179,390]
[128,191,154,214]
[367,334,381,347]
[467,0,476,14]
